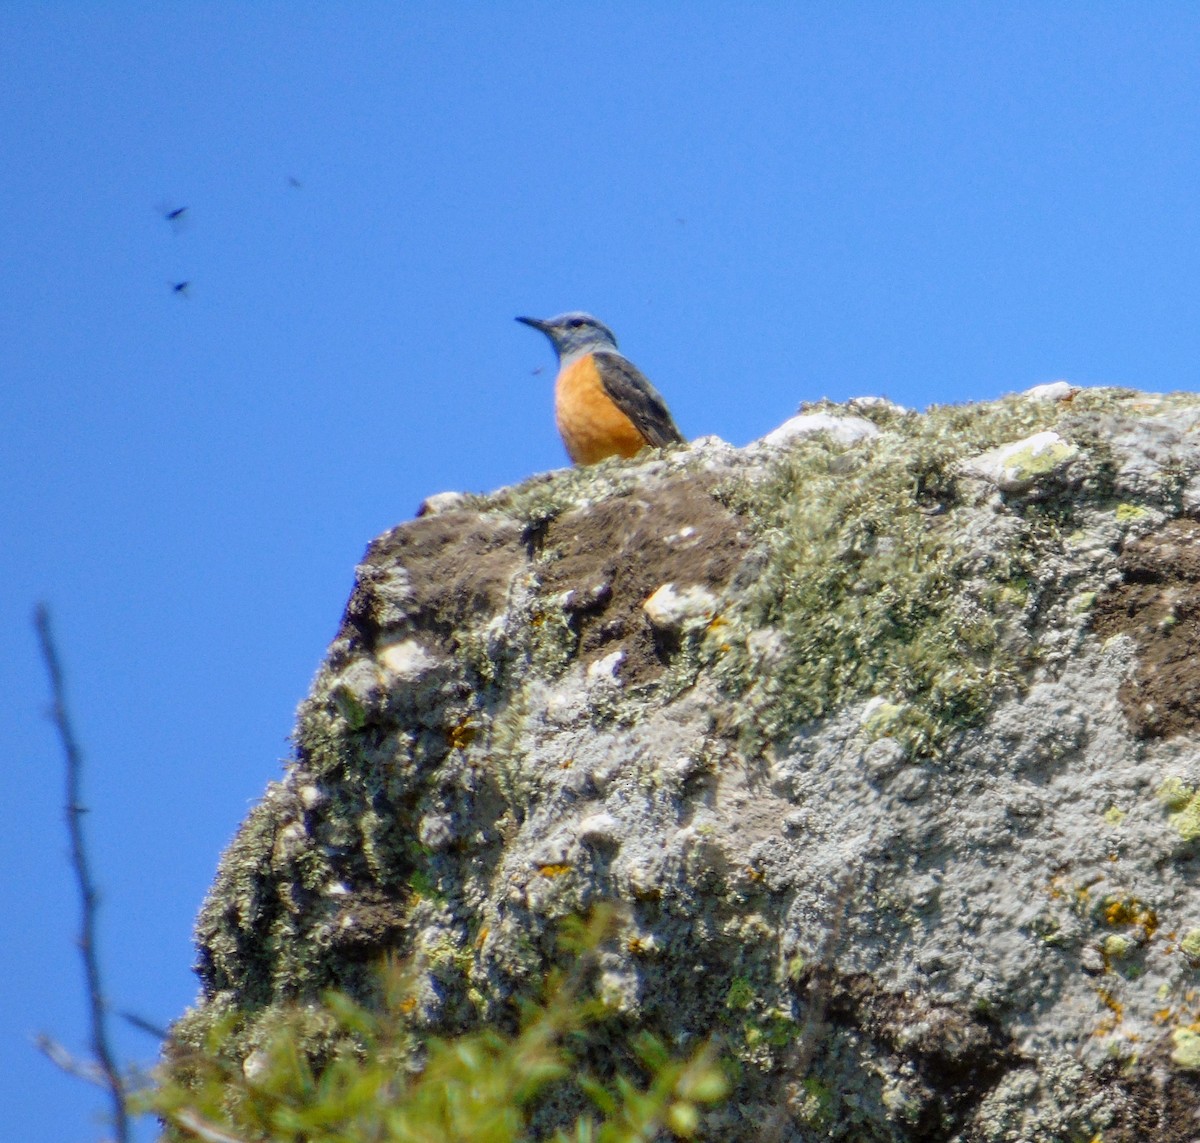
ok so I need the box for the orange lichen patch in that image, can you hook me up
[706,615,728,631]
[1102,896,1159,939]
[1099,994,1123,1042]
[1098,987,1124,1018]
[399,996,418,1015]
[557,758,575,769]
[474,925,489,948]
[536,863,572,878]
[1155,1008,1175,1024]
[1094,985,1127,1036]
[446,719,477,750]
[745,866,766,883]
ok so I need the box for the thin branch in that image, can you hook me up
[34,1034,107,1086]
[119,1010,170,1041]
[34,605,130,1143]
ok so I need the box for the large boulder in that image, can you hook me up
[173,388,1200,1141]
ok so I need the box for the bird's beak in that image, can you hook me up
[515,315,549,332]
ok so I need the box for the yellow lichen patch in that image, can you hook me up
[446,719,477,750]
[625,934,658,956]
[706,615,733,653]
[536,863,572,878]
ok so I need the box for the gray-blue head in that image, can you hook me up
[516,311,619,363]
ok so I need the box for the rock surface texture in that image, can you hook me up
[174,388,1200,1141]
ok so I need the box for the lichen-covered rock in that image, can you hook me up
[172,390,1200,1141]
[961,429,1080,493]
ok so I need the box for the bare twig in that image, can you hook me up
[34,605,130,1143]
[119,1010,170,1041]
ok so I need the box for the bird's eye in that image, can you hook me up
[567,318,584,328]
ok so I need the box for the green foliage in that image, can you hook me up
[146,911,729,1143]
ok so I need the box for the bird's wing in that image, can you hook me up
[592,351,686,448]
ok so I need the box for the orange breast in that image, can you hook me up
[555,354,647,465]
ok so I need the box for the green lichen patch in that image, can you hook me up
[711,399,1076,756]
[1172,1027,1200,1070]
[1157,778,1200,841]
[1180,929,1200,964]
[1158,777,1195,812]
[724,976,756,1011]
[1116,502,1148,522]
[791,1076,835,1128]
[1103,933,1136,961]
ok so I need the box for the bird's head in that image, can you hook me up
[516,312,618,363]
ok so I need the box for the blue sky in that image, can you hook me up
[5,4,1200,1138]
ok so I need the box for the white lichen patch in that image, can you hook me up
[848,396,908,414]
[377,638,441,680]
[417,490,470,515]
[642,583,718,632]
[758,411,880,448]
[586,650,625,683]
[1022,381,1080,401]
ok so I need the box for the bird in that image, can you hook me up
[516,312,685,465]
[158,203,189,233]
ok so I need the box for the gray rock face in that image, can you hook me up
[175,391,1200,1141]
